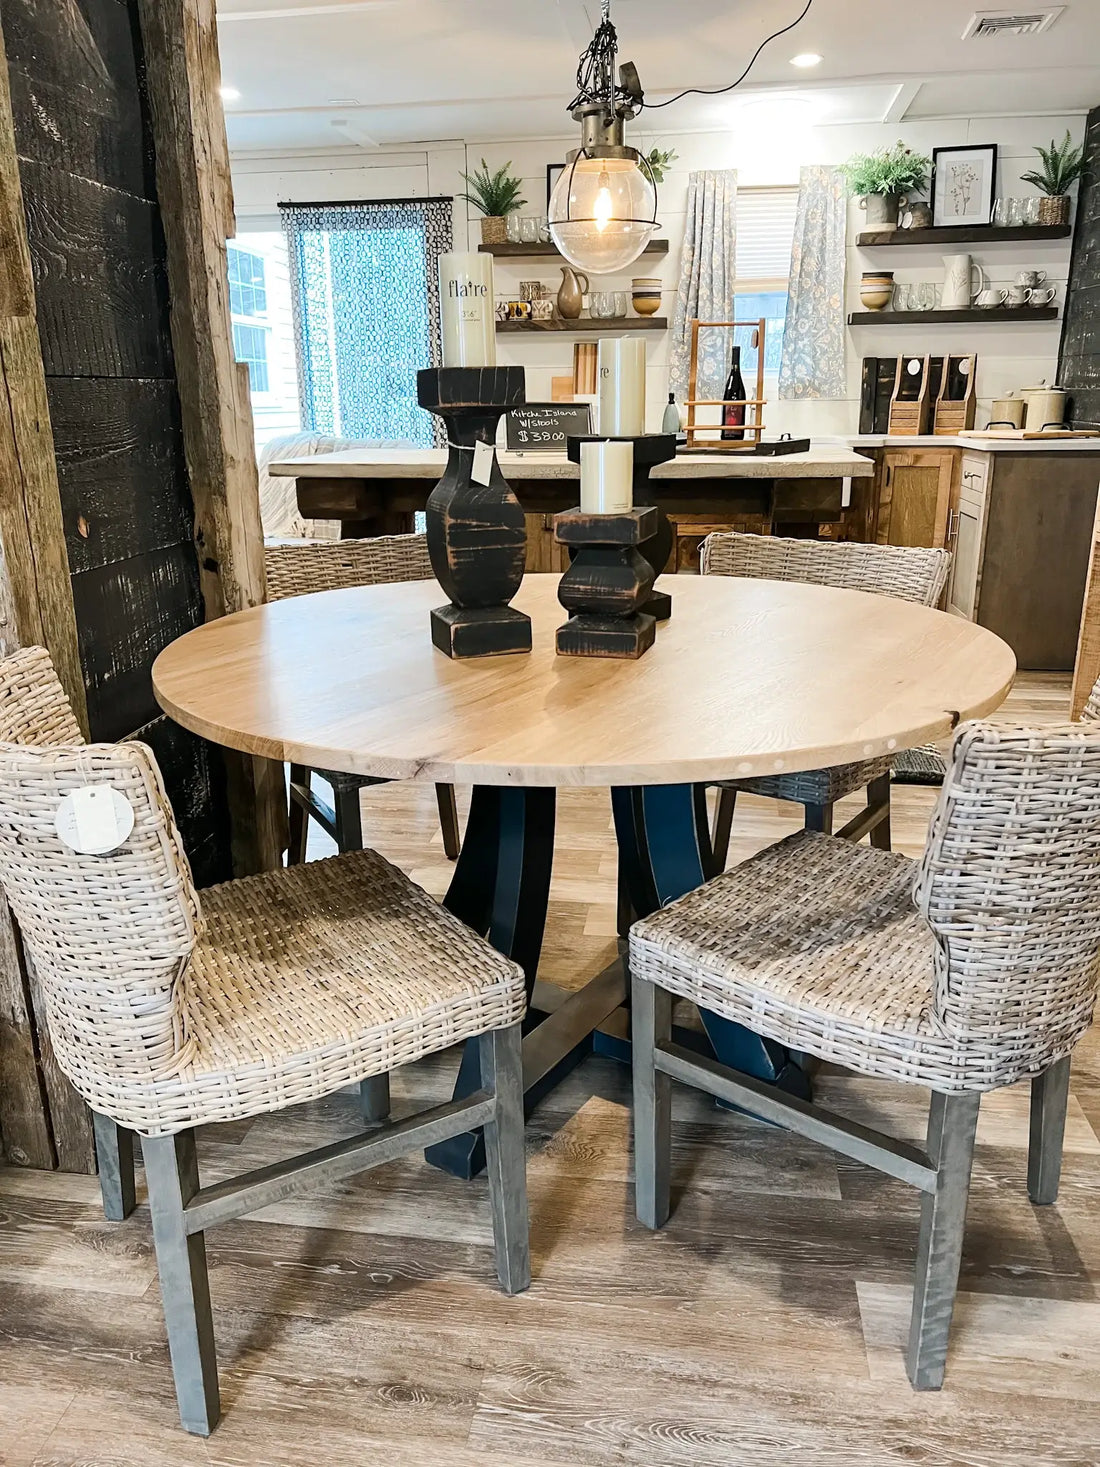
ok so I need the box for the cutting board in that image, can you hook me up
[959,428,1100,440]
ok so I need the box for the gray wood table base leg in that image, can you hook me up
[868,774,892,851]
[92,1111,137,1221]
[480,1024,531,1295]
[1028,1056,1071,1206]
[143,1131,221,1436]
[334,785,364,853]
[709,786,737,879]
[436,782,461,860]
[907,1090,981,1391]
[632,976,673,1230]
[360,1073,391,1123]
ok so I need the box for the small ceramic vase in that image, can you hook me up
[557,265,589,320]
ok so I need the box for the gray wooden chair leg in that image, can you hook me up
[868,773,892,851]
[1028,1056,1071,1206]
[804,801,834,835]
[436,782,461,861]
[480,1023,530,1296]
[907,1090,981,1390]
[359,1072,391,1123]
[710,786,737,877]
[631,974,673,1230]
[92,1111,137,1221]
[287,764,310,865]
[143,1130,220,1437]
[334,786,363,853]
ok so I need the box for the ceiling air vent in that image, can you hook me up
[962,8,1065,37]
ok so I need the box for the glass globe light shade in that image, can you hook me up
[548,155,656,274]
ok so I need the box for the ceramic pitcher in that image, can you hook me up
[941,253,986,310]
[557,265,589,321]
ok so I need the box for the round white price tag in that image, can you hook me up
[55,786,136,855]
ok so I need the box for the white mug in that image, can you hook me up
[1005,285,1033,307]
[1015,269,1047,289]
[975,287,1007,308]
[1029,286,1057,306]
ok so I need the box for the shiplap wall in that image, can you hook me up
[231,112,1086,435]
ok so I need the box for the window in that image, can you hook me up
[226,233,301,448]
[281,199,452,448]
[231,322,270,393]
[733,187,799,379]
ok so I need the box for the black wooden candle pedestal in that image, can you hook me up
[554,506,658,659]
[418,366,531,658]
[566,433,677,620]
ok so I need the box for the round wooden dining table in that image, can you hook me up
[153,572,1016,1178]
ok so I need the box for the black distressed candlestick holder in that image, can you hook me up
[418,366,530,658]
[566,433,677,620]
[553,505,658,659]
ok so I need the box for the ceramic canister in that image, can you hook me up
[1022,384,1068,431]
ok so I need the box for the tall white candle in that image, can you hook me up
[580,440,634,514]
[439,252,496,368]
[598,336,646,437]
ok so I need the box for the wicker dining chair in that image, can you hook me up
[700,533,952,871]
[264,533,461,865]
[629,716,1100,1390]
[0,646,529,1437]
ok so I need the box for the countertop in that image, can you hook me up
[843,434,1100,454]
[269,446,876,481]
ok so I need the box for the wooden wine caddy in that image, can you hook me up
[683,318,768,452]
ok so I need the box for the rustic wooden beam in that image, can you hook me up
[136,0,284,873]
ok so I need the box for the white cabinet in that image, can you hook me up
[946,455,989,621]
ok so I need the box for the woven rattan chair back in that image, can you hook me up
[915,720,1100,1073]
[700,532,951,608]
[0,645,84,744]
[0,717,200,1108]
[264,533,434,601]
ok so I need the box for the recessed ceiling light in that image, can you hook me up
[790,52,823,67]
[220,85,241,102]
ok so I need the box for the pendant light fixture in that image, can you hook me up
[548,0,658,275]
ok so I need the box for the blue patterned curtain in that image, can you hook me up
[779,167,847,400]
[669,171,738,403]
[281,199,452,446]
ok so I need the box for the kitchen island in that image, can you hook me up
[268,444,876,571]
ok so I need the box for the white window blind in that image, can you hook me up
[735,187,799,283]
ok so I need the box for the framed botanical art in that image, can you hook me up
[932,144,998,228]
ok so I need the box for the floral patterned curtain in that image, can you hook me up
[779,166,847,400]
[281,199,452,447]
[669,171,738,403]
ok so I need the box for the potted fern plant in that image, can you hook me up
[1021,131,1085,227]
[841,142,931,231]
[461,159,527,245]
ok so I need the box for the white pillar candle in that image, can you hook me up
[598,336,646,438]
[438,252,496,368]
[580,440,634,514]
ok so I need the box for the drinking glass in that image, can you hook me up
[916,282,936,311]
[520,216,541,243]
[1021,197,1042,226]
[537,216,551,243]
[892,283,910,312]
[589,292,619,319]
[992,197,1012,228]
[506,214,522,242]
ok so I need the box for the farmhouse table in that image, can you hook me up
[152,574,1015,1179]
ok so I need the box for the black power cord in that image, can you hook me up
[636,0,816,112]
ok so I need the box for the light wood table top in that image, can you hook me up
[266,446,876,482]
[152,574,1015,788]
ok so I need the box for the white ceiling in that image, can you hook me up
[216,0,1100,153]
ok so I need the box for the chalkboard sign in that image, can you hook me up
[506,402,592,451]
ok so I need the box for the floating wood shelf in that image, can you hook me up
[848,307,1059,326]
[857,224,1071,247]
[480,239,670,259]
[496,317,668,334]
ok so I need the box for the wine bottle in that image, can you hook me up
[721,344,746,441]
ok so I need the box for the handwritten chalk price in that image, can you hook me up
[55,786,135,855]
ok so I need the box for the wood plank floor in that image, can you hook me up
[4,673,1100,1465]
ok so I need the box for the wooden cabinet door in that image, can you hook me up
[946,501,983,619]
[875,450,956,549]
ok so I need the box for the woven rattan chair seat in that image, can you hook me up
[718,755,893,805]
[120,848,524,1135]
[892,743,948,786]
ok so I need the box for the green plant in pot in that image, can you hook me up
[1021,131,1084,227]
[461,159,527,245]
[841,141,931,231]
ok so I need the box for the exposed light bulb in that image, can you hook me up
[594,170,614,232]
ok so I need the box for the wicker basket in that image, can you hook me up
[480,215,508,245]
[1038,195,1071,226]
